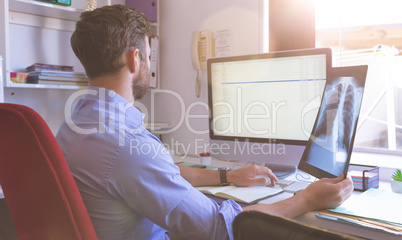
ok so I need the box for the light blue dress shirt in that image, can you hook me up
[56,87,242,240]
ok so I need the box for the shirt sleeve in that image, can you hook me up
[166,188,243,240]
[109,133,243,240]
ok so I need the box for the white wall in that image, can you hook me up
[144,0,264,158]
[113,0,125,5]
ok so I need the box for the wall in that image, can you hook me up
[113,0,125,5]
[143,0,264,158]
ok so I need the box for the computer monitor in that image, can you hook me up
[207,48,332,165]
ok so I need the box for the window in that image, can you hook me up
[316,0,402,154]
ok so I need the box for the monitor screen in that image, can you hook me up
[207,48,332,146]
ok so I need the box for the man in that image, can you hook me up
[56,5,353,240]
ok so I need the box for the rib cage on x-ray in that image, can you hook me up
[313,77,363,154]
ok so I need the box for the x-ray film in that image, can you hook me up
[298,65,368,178]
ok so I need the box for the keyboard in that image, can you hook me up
[276,179,311,194]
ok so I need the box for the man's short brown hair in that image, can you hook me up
[71,5,150,79]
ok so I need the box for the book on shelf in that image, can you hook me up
[28,70,87,77]
[34,80,89,86]
[26,63,74,72]
[24,63,88,85]
[196,185,283,204]
[27,71,88,84]
[28,74,88,82]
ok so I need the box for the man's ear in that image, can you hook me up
[127,49,140,73]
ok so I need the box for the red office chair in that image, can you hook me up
[0,103,97,240]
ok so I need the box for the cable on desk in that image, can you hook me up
[295,170,317,183]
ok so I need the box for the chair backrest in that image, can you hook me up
[0,103,97,240]
[233,211,365,240]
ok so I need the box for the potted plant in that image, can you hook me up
[391,169,402,193]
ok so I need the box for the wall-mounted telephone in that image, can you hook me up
[191,30,213,70]
[191,30,213,97]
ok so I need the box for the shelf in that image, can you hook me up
[9,0,83,21]
[5,82,87,90]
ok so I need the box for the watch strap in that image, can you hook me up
[218,167,230,186]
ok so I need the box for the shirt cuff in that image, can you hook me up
[219,199,243,240]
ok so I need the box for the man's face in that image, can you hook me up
[132,37,151,100]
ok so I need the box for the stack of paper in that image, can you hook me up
[349,170,379,190]
[317,188,402,235]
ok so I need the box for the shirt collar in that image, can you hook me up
[84,86,145,129]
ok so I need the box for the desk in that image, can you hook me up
[173,154,401,240]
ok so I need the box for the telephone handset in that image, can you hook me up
[191,30,213,97]
[191,30,213,70]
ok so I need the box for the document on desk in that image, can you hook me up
[196,185,283,204]
[317,188,402,235]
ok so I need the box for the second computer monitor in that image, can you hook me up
[207,48,332,147]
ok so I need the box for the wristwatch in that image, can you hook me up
[218,167,231,186]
